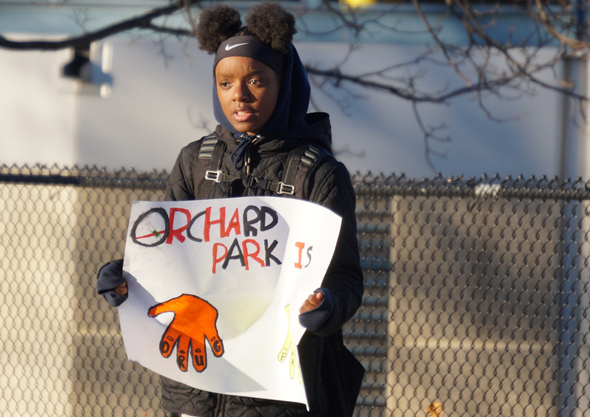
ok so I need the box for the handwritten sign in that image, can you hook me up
[118,196,342,407]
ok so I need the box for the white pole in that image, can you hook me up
[557,3,589,409]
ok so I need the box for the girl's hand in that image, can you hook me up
[299,291,324,314]
[114,282,128,296]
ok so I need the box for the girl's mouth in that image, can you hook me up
[234,110,254,122]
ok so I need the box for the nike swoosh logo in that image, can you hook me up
[225,42,249,51]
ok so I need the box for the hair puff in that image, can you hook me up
[196,4,243,54]
[245,2,296,53]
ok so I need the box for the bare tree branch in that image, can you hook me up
[2,0,590,174]
[411,0,472,86]
[305,65,515,103]
[0,1,196,50]
[412,101,451,172]
[529,0,587,48]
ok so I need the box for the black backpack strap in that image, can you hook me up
[247,143,331,198]
[288,144,331,199]
[194,133,228,199]
[282,145,309,191]
[245,175,296,196]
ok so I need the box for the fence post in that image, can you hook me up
[557,52,589,417]
[557,197,590,417]
[387,193,400,415]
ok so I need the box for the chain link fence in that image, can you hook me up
[2,164,590,417]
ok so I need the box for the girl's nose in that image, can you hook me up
[233,82,251,102]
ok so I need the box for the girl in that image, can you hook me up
[98,3,364,416]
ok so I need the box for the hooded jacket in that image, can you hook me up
[161,112,365,417]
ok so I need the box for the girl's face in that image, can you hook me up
[215,56,281,136]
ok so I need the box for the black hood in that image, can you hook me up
[216,112,332,154]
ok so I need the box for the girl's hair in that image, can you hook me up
[196,2,297,54]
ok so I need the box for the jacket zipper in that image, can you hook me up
[216,393,226,417]
[246,135,260,176]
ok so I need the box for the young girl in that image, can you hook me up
[98,3,364,416]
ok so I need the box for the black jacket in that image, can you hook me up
[162,113,365,417]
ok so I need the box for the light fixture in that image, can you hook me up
[62,44,91,82]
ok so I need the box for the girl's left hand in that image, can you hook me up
[299,291,324,314]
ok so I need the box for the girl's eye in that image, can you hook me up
[249,79,262,85]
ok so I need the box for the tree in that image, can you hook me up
[1,0,588,171]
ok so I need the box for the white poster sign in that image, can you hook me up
[118,196,342,407]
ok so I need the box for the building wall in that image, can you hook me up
[0,5,571,179]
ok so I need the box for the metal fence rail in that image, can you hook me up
[2,164,590,417]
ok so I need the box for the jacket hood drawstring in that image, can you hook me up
[230,133,260,171]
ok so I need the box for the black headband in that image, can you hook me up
[215,35,286,76]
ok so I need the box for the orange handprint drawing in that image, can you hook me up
[148,294,224,372]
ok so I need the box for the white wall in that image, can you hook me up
[0,46,78,167]
[0,32,566,178]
